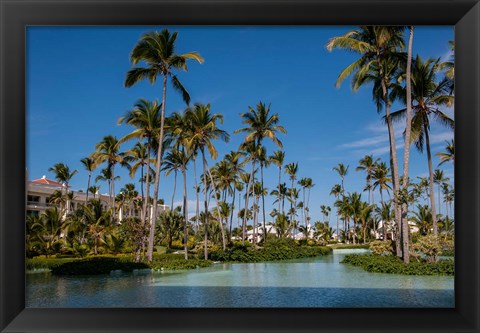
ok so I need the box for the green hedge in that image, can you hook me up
[341,254,454,276]
[51,257,149,275]
[150,254,212,270]
[209,239,332,263]
[329,243,371,250]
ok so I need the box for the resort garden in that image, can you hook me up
[26,27,454,277]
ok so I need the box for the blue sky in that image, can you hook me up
[27,26,454,224]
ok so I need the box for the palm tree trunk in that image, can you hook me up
[147,74,168,262]
[205,162,227,251]
[437,184,442,216]
[137,145,151,262]
[193,157,200,233]
[380,191,387,241]
[278,167,282,213]
[425,124,438,235]
[243,160,256,246]
[140,163,144,199]
[381,74,402,257]
[171,171,177,211]
[260,163,267,243]
[201,150,209,260]
[229,187,236,242]
[86,173,91,203]
[400,25,414,264]
[182,166,188,260]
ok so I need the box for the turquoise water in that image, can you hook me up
[26,249,454,307]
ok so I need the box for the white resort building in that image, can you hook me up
[26,175,168,221]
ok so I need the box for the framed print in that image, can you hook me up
[1,0,479,332]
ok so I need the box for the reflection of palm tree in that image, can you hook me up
[125,29,204,262]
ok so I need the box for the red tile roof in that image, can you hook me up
[32,176,63,186]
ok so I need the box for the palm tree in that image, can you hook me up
[224,151,244,240]
[375,202,393,240]
[48,163,78,214]
[333,163,349,196]
[390,55,454,236]
[125,29,204,262]
[269,150,286,214]
[91,135,128,215]
[327,26,405,257]
[411,204,433,236]
[358,201,374,243]
[355,155,379,205]
[372,162,392,236]
[285,162,299,228]
[162,149,184,210]
[48,163,78,196]
[118,99,161,254]
[299,178,314,229]
[436,139,454,165]
[80,157,96,203]
[185,103,230,258]
[234,102,286,242]
[433,169,449,218]
[124,142,154,199]
[330,184,342,236]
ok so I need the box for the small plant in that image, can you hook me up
[412,234,443,263]
[369,240,394,256]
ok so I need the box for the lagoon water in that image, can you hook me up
[26,249,454,308]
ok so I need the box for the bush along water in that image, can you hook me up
[209,239,332,263]
[341,254,454,276]
[340,236,454,276]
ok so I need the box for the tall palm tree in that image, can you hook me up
[125,29,204,262]
[80,157,96,203]
[299,178,314,229]
[330,184,342,236]
[269,150,285,213]
[436,139,454,166]
[91,135,128,215]
[124,142,154,199]
[359,201,374,243]
[372,161,392,222]
[327,26,405,257]
[390,55,454,236]
[355,155,379,205]
[411,204,433,236]
[333,163,349,196]
[375,201,393,240]
[285,162,299,228]
[48,162,78,196]
[234,102,286,242]
[224,151,244,240]
[162,149,184,210]
[185,103,230,258]
[433,169,449,218]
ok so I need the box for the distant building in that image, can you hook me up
[26,175,168,222]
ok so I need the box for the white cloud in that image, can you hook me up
[429,131,454,145]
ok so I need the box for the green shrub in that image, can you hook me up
[209,238,332,263]
[51,257,149,275]
[412,235,443,263]
[329,243,370,250]
[369,241,394,256]
[150,254,212,270]
[341,254,454,276]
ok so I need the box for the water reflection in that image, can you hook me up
[26,249,454,308]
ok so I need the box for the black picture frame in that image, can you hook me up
[1,0,479,332]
